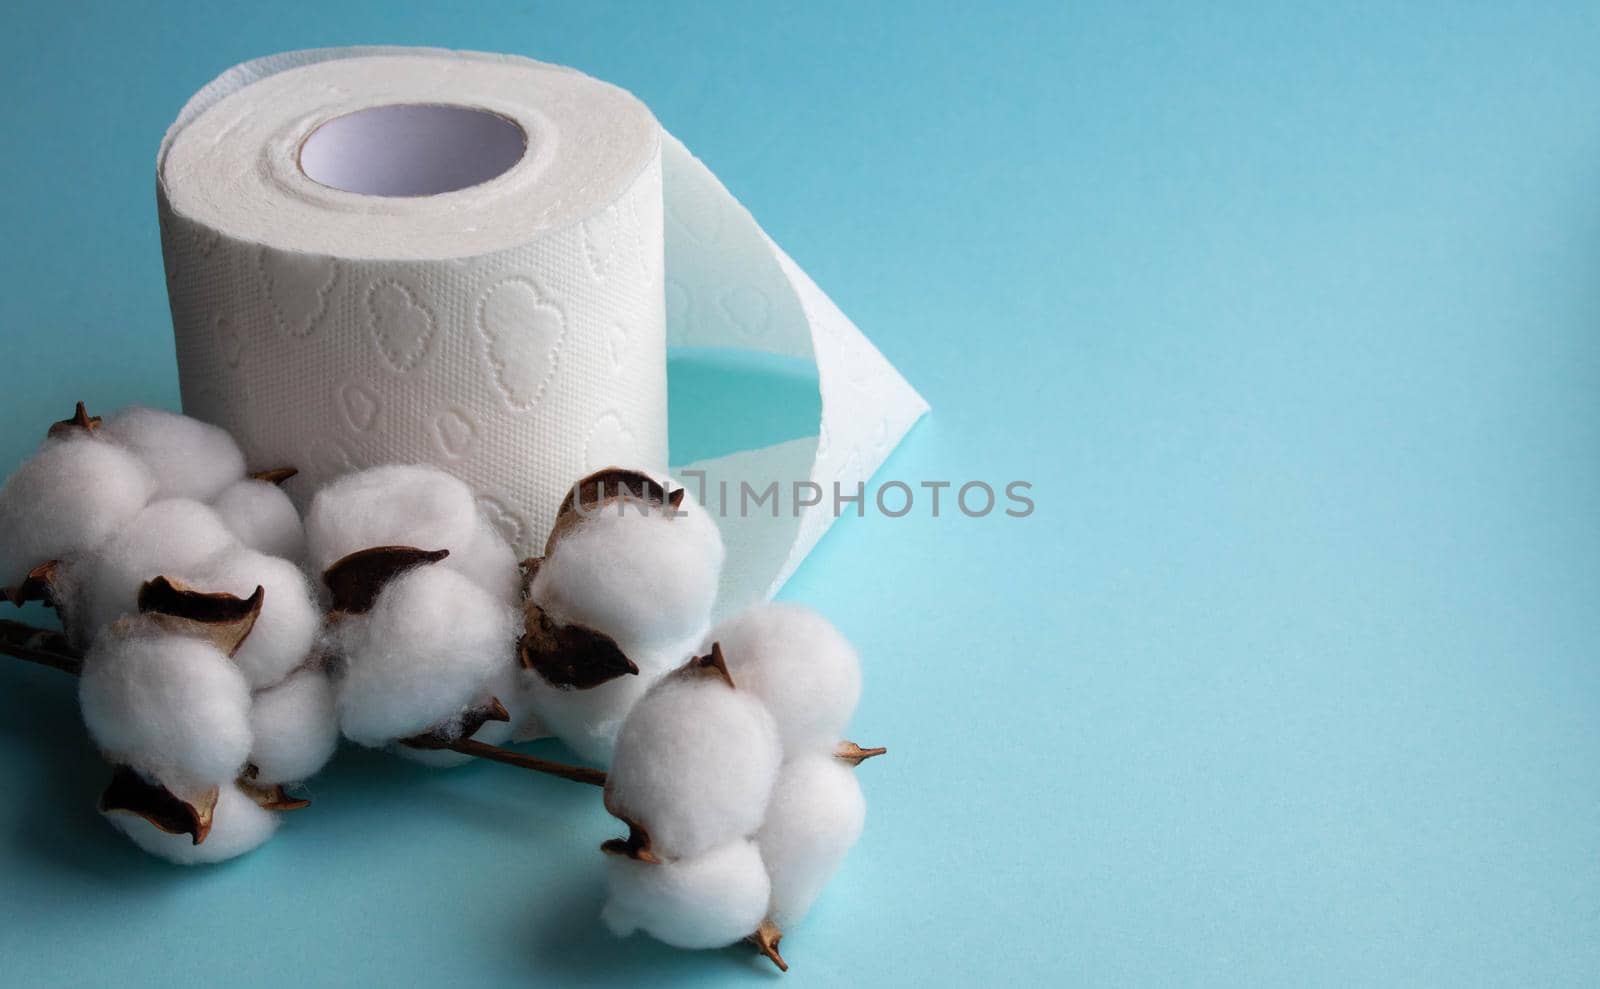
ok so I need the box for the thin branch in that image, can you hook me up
[0,619,81,676]
[0,618,608,788]
[445,736,607,787]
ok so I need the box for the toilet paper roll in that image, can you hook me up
[159,48,927,617]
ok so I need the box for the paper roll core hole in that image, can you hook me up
[298,104,527,197]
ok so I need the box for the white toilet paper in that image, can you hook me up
[159,48,926,616]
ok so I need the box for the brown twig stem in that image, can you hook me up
[0,619,81,676]
[445,736,607,787]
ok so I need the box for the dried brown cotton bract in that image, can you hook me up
[305,464,520,607]
[106,781,280,866]
[70,498,238,645]
[309,466,530,766]
[523,473,724,763]
[196,547,319,689]
[330,563,519,748]
[529,476,722,650]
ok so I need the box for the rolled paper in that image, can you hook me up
[158,48,926,617]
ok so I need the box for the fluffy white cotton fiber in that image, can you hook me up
[605,672,781,860]
[305,464,519,603]
[305,465,477,573]
[0,436,156,585]
[489,664,545,743]
[528,665,646,764]
[70,498,237,644]
[248,668,339,786]
[300,460,470,569]
[196,547,318,689]
[602,839,771,949]
[598,595,879,964]
[210,478,305,561]
[331,564,517,747]
[530,487,723,653]
[450,517,523,607]
[525,662,662,766]
[525,485,723,763]
[394,663,536,768]
[79,624,253,792]
[106,782,280,865]
[707,603,862,755]
[757,754,867,927]
[100,406,246,502]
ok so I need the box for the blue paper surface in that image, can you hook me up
[2,1,1598,984]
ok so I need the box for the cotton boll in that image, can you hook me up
[757,754,867,928]
[394,664,523,769]
[526,670,653,766]
[100,406,246,502]
[524,632,699,764]
[525,489,722,763]
[0,436,156,585]
[333,565,518,747]
[476,661,543,747]
[248,669,339,786]
[196,547,319,689]
[304,465,479,578]
[510,711,549,743]
[531,485,723,653]
[606,673,782,860]
[602,839,771,949]
[71,498,238,644]
[106,782,280,865]
[707,603,863,755]
[79,625,253,793]
[305,465,517,602]
[447,518,522,607]
[211,478,305,561]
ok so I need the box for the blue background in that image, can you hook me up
[2,1,1598,985]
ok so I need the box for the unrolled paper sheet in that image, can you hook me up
[158,48,927,617]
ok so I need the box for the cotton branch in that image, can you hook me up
[0,619,81,676]
[443,736,607,787]
[0,619,604,787]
